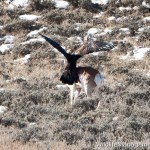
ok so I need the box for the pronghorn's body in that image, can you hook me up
[68,67,104,105]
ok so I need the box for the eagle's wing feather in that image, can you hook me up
[39,34,82,69]
[76,41,114,55]
[39,33,68,59]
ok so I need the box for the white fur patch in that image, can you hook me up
[94,73,104,87]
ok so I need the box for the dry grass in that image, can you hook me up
[0,126,39,150]
[0,127,79,150]
[0,140,41,150]
[51,142,80,150]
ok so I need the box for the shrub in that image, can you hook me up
[12,44,31,59]
[108,0,143,7]
[66,0,80,8]
[12,42,46,59]
[139,5,150,13]
[144,51,150,61]
[4,20,42,33]
[0,8,5,16]
[58,131,82,145]
[15,126,48,142]
[80,0,102,13]
[44,10,65,24]
[6,9,29,20]
[29,0,55,11]
[138,29,150,42]
[66,0,102,12]
[31,50,56,60]
[48,24,85,37]
[117,42,133,55]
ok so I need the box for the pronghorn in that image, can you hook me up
[61,66,104,105]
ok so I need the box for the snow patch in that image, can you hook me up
[93,12,104,18]
[146,72,150,77]
[53,0,69,9]
[0,26,3,29]
[19,14,41,21]
[111,46,118,51]
[97,28,112,36]
[116,16,128,22]
[120,28,129,32]
[0,44,14,54]
[143,17,150,22]
[138,27,145,32]
[133,6,139,10]
[0,35,15,44]
[6,0,29,9]
[108,16,116,21]
[142,1,150,9]
[0,88,5,91]
[91,0,108,5]
[28,123,37,127]
[4,36,15,44]
[75,26,80,31]
[87,28,100,35]
[120,47,150,60]
[138,26,150,33]
[56,84,68,89]
[14,54,31,64]
[119,7,132,11]
[74,23,82,31]
[104,28,112,33]
[133,47,150,60]
[67,36,82,44]
[27,27,48,37]
[120,28,130,34]
[113,116,119,121]
[138,26,150,32]
[0,106,8,115]
[91,52,102,56]
[98,32,106,36]
[22,38,45,45]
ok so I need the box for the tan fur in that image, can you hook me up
[69,67,104,106]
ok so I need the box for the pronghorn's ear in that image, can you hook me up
[75,41,114,55]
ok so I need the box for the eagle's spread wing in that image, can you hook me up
[39,34,82,69]
[76,41,114,55]
[39,33,68,59]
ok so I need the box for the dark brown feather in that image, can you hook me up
[76,40,114,55]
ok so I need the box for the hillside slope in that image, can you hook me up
[0,0,150,150]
